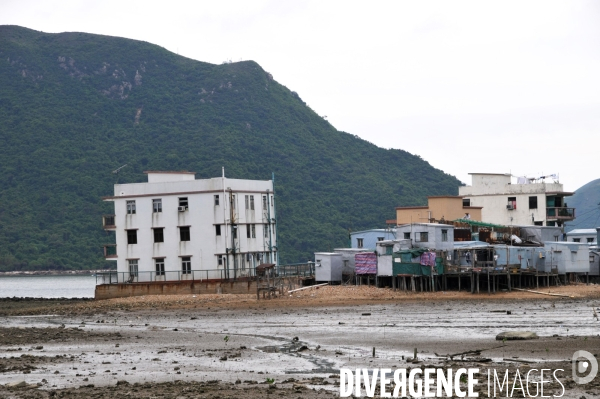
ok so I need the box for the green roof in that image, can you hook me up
[453,219,507,229]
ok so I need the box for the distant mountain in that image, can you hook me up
[0,25,461,271]
[565,178,600,232]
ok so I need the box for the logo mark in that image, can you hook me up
[572,350,598,384]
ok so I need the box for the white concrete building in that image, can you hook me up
[459,173,575,227]
[102,171,277,283]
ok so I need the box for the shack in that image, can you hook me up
[314,252,343,283]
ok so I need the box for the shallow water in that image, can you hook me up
[0,274,96,298]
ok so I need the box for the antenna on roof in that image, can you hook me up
[112,164,128,184]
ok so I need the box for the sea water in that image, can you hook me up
[0,274,96,298]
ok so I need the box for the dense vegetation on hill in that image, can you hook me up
[565,178,600,232]
[0,25,461,270]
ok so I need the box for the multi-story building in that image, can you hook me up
[459,173,575,227]
[102,171,277,283]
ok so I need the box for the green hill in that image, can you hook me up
[565,178,600,232]
[0,25,461,270]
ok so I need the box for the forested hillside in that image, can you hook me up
[0,25,461,270]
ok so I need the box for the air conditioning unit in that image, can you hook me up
[178,206,187,212]
[506,204,514,210]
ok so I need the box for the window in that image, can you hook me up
[554,235,559,242]
[262,195,267,210]
[507,197,517,210]
[587,238,594,243]
[126,200,136,214]
[250,195,255,210]
[155,258,165,276]
[218,255,224,266]
[416,232,428,242]
[246,224,251,238]
[357,238,364,248]
[179,197,188,209]
[214,195,219,206]
[232,225,237,239]
[442,229,448,242]
[153,199,162,213]
[181,257,191,274]
[377,237,384,241]
[251,224,256,238]
[179,226,190,241]
[573,238,581,243]
[404,232,410,239]
[215,225,221,236]
[264,224,269,238]
[529,196,538,209]
[462,198,470,207]
[153,228,164,243]
[271,196,274,207]
[386,246,393,255]
[245,195,249,209]
[128,259,138,278]
[126,229,137,244]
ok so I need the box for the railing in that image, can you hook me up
[277,262,314,277]
[546,207,575,220]
[96,264,315,285]
[103,245,117,259]
[102,214,116,229]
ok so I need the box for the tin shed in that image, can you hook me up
[314,252,343,283]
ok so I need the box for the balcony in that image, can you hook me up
[103,245,117,259]
[546,207,575,221]
[103,214,116,230]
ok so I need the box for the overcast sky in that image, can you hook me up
[2,0,599,192]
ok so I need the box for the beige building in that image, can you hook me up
[387,196,482,225]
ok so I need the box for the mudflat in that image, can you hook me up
[0,284,599,398]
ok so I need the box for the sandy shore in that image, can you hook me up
[0,284,599,398]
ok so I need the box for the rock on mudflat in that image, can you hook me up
[496,331,539,340]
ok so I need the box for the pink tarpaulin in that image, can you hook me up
[355,252,377,274]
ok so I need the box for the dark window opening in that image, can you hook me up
[404,232,410,239]
[215,225,221,236]
[462,198,470,207]
[127,229,137,245]
[529,196,538,209]
[153,228,164,243]
[357,238,363,248]
[214,195,219,206]
[179,226,190,241]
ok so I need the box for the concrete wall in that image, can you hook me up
[395,224,454,251]
[350,230,396,250]
[394,197,482,225]
[95,279,257,300]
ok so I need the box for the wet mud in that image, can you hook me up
[0,286,599,397]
